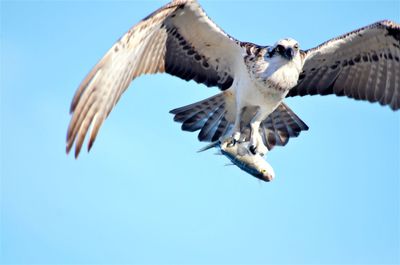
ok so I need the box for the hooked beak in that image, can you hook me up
[283,47,295,60]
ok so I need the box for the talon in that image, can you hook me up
[249,145,257,155]
[233,132,241,141]
[227,138,237,147]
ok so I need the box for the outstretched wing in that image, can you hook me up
[287,20,400,110]
[66,0,243,157]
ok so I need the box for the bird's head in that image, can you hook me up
[268,38,300,61]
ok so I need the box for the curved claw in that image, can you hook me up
[249,145,257,155]
[227,137,237,147]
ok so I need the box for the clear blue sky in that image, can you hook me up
[1,0,399,264]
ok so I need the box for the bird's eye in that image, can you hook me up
[294,43,299,50]
[276,45,284,52]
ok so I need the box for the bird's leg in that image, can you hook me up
[251,133,268,156]
[249,108,268,156]
[227,107,244,147]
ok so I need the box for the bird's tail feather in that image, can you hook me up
[170,93,232,142]
[170,92,309,150]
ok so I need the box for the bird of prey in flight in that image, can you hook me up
[66,0,399,176]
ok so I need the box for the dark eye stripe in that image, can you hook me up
[276,45,285,52]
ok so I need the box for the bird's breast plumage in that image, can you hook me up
[243,54,301,98]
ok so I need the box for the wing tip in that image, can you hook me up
[169,108,179,114]
[65,139,88,159]
[65,142,80,159]
[66,144,72,155]
[88,138,95,153]
[376,19,400,28]
[74,147,81,159]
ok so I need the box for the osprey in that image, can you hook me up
[66,0,400,173]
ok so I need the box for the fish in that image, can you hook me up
[200,138,275,182]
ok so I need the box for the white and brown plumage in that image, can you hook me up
[66,0,400,165]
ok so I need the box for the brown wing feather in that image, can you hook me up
[66,0,243,157]
[288,20,400,110]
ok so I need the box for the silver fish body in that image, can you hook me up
[219,139,275,182]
